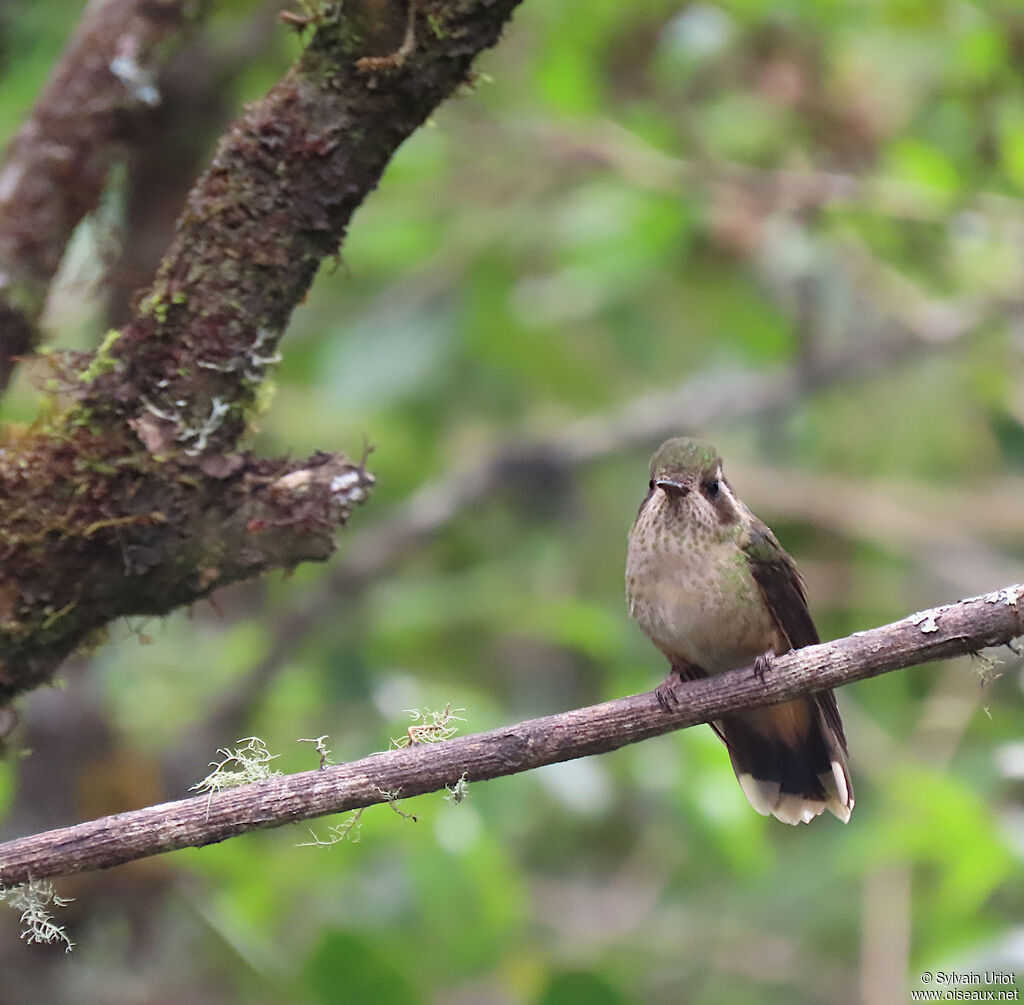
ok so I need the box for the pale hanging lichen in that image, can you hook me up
[445,772,470,805]
[0,878,75,952]
[191,736,281,793]
[296,784,421,849]
[296,810,365,848]
[377,785,418,822]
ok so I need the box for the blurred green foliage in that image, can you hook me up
[1,0,1023,1002]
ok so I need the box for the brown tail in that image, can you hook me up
[715,695,853,825]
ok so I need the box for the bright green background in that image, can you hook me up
[0,1,1022,1002]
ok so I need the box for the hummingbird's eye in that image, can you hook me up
[705,479,721,498]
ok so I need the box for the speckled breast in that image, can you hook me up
[626,507,780,675]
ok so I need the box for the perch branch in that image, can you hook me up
[2,585,1019,885]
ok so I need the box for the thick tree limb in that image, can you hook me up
[0,0,205,392]
[1,586,1019,886]
[0,0,525,707]
[0,449,374,705]
[81,0,523,454]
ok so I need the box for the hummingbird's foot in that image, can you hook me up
[753,649,777,681]
[655,661,704,712]
[655,673,683,712]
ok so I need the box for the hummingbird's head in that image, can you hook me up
[643,437,743,529]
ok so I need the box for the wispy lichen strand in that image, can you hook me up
[0,878,75,951]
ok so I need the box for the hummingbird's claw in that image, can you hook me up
[655,678,681,712]
[655,666,688,711]
[655,661,707,712]
[753,650,777,681]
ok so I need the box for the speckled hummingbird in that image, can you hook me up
[626,437,853,825]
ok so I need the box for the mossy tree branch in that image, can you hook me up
[0,586,1019,885]
[0,0,525,711]
[81,0,523,451]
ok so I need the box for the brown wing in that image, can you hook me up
[743,520,818,649]
[743,519,848,752]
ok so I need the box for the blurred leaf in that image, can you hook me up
[537,969,634,1005]
[304,931,423,1005]
[998,110,1024,194]
[523,596,626,662]
[875,766,1015,919]
[885,138,960,205]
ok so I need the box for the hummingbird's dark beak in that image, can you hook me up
[655,478,689,498]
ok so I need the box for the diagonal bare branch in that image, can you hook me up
[2,585,1019,886]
